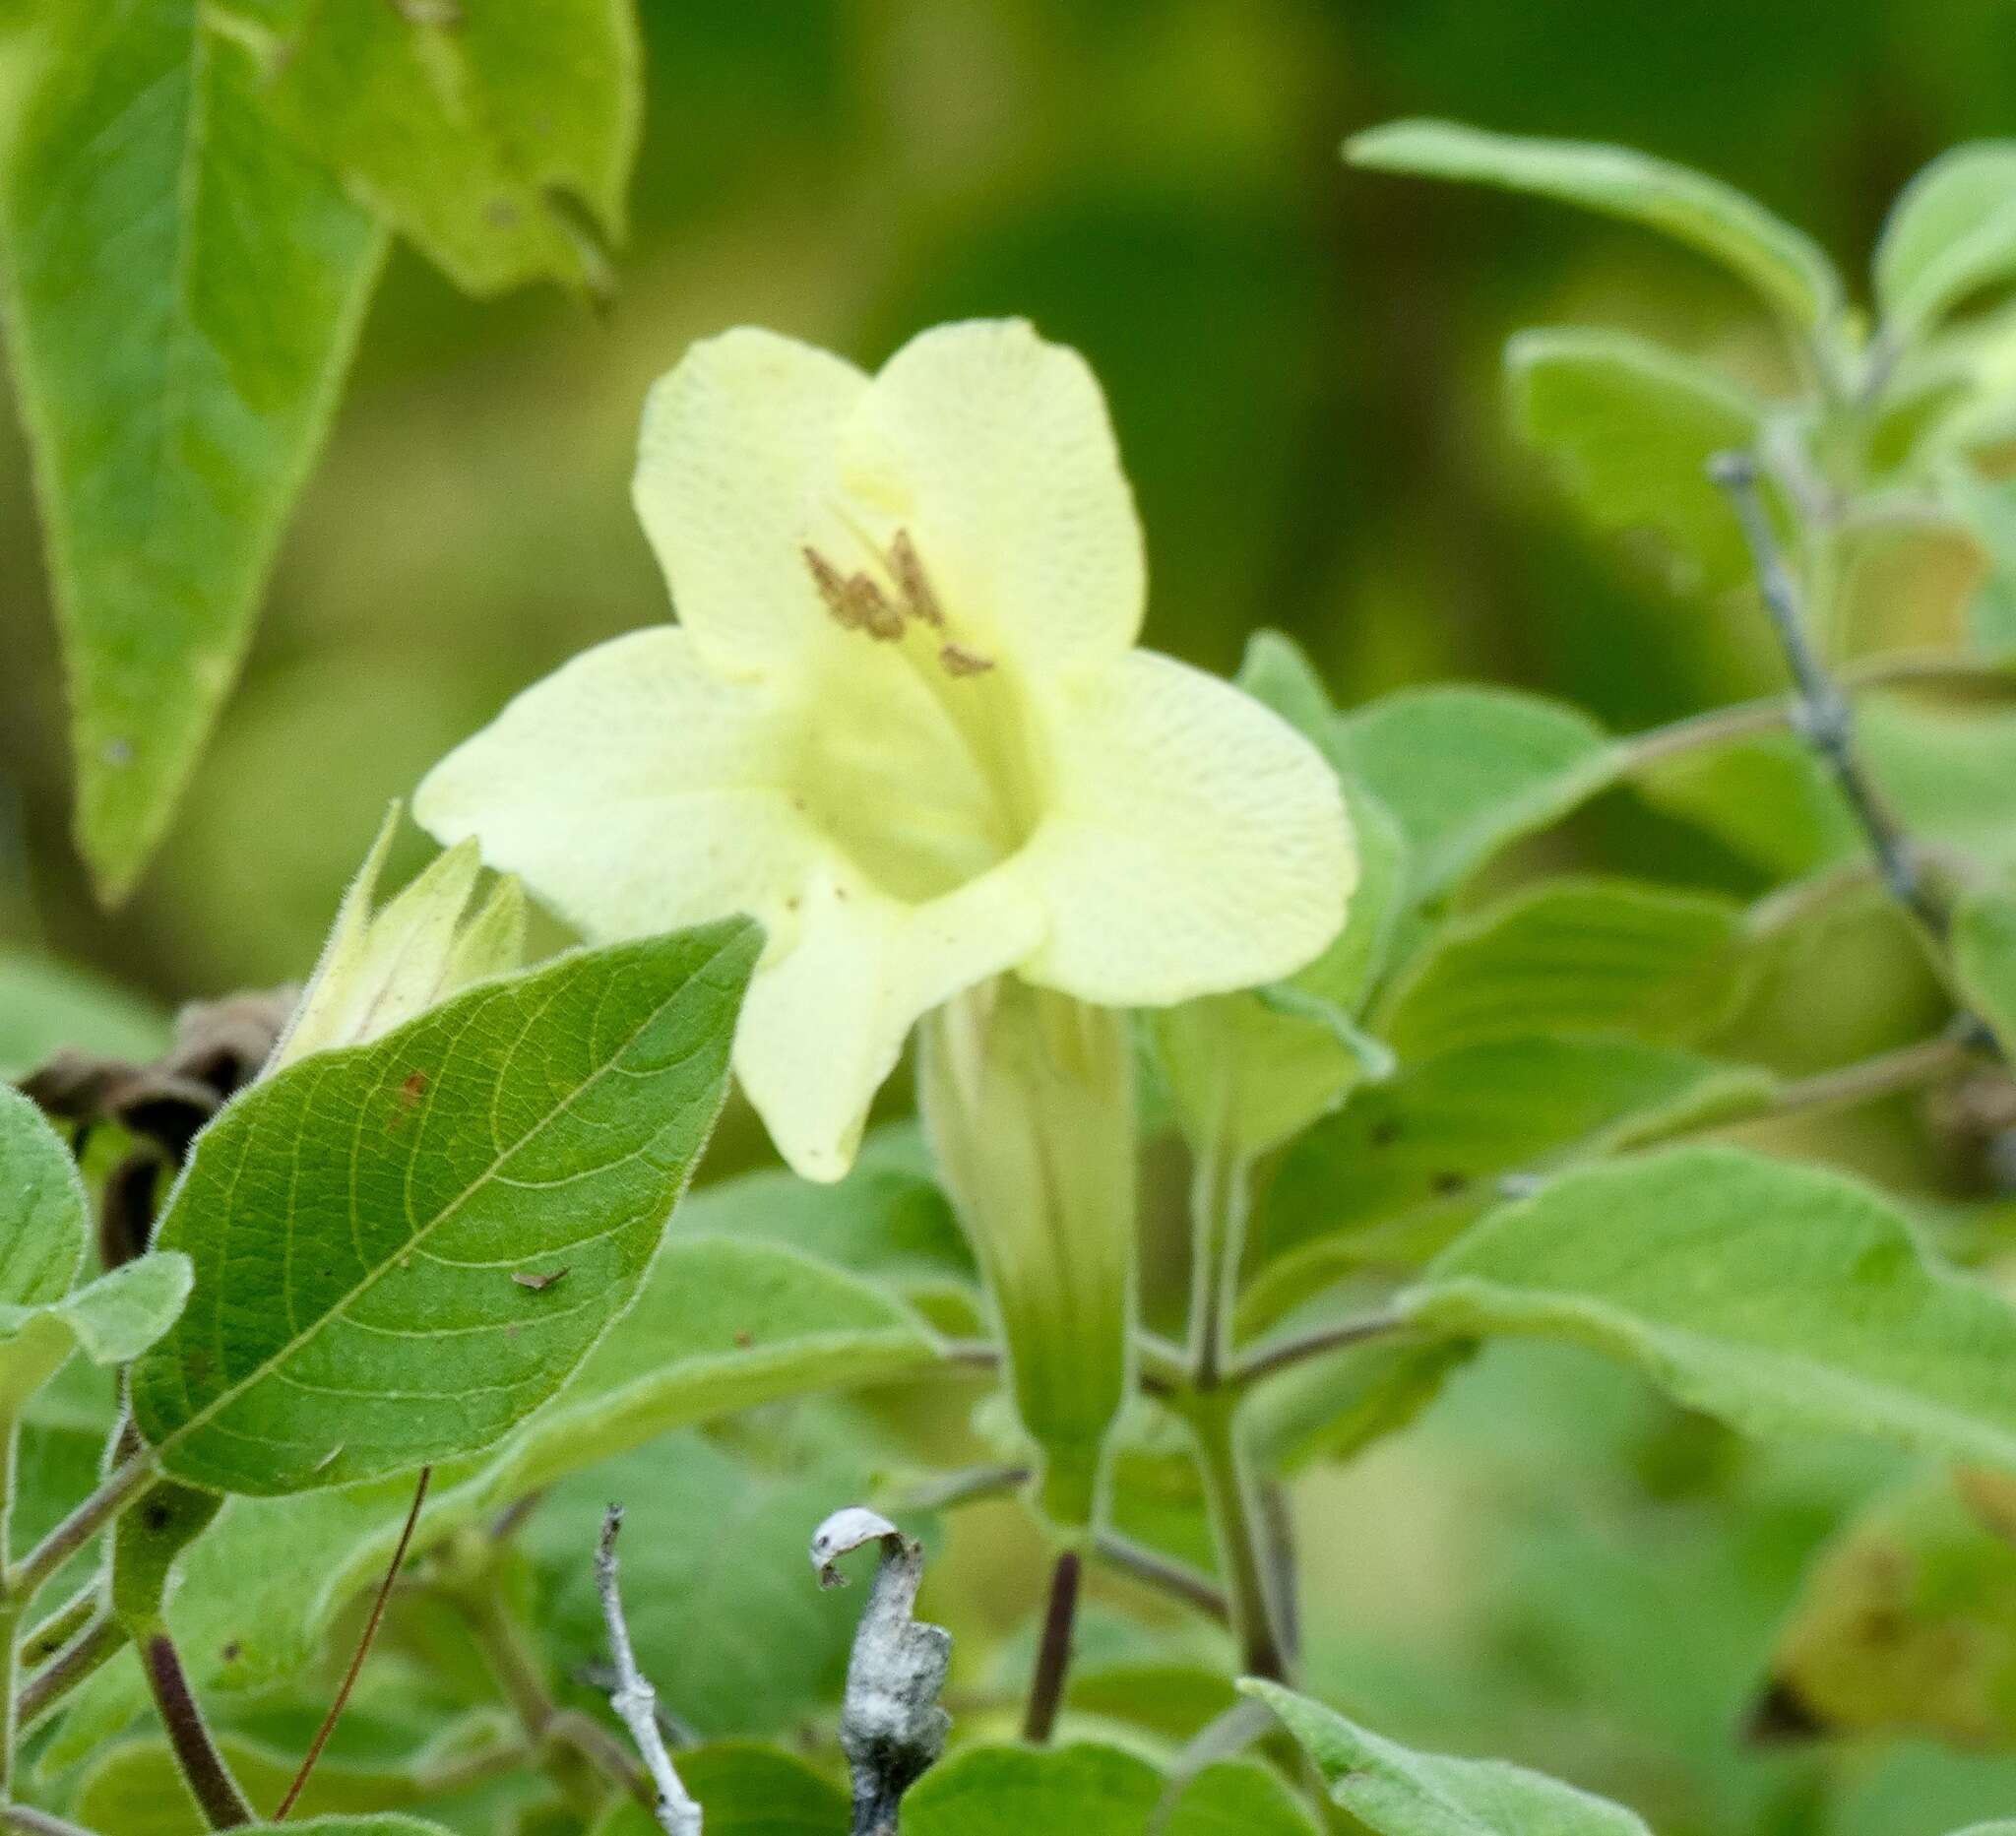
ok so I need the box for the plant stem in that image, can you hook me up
[275,1467,431,1820]
[1022,1549,1082,1744]
[12,1452,155,1606]
[142,1633,253,1828]
[16,1614,124,1731]
[1709,452,1948,938]
[1093,1532,1228,1625]
[1230,1309,1412,1390]
[0,1806,96,1836]
[19,1584,96,1670]
[1,1409,20,1799]
[1185,1394,1289,1684]
[1621,653,2016,772]
[1187,1141,1252,1390]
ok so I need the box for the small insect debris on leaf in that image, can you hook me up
[512,1267,569,1292]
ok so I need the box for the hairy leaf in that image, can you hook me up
[1377,876,1752,1059]
[131,920,760,1492]
[1330,687,1617,902]
[0,1,387,897]
[1506,327,1765,594]
[1245,1678,1652,1834]
[238,0,642,295]
[0,1085,91,1309]
[1876,143,2016,338]
[1410,1147,2016,1468]
[1348,117,1842,329]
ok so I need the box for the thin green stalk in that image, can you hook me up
[1186,1394,1289,1684]
[12,1452,155,1606]
[1186,1139,1252,1390]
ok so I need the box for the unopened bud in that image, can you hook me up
[918,980,1135,1530]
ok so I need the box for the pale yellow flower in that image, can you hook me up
[416,320,1353,1179]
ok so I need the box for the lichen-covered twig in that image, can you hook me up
[811,1506,952,1836]
[1708,451,1947,938]
[595,1506,702,1836]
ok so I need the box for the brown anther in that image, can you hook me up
[939,643,994,677]
[804,544,854,617]
[889,530,944,628]
[843,572,906,641]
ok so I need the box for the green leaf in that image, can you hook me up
[1238,631,1410,1012]
[240,0,642,296]
[0,952,166,1079]
[1633,732,1860,876]
[901,1743,1161,1835]
[1862,694,2016,871]
[1348,117,1842,330]
[1956,889,2016,1058]
[1165,1759,1321,1836]
[1330,687,1617,903]
[1377,876,1752,1060]
[592,1743,850,1836]
[1876,143,2016,339]
[490,1232,944,1499]
[676,1123,976,1304]
[1505,327,1766,594]
[269,1820,457,1836]
[1244,1039,1774,1323]
[75,1731,446,1835]
[1943,469,2016,654]
[130,919,761,1493]
[0,1096,190,1411]
[1243,1678,1653,1835]
[1410,1146,2016,1468]
[0,1084,91,1310]
[48,1231,942,1759]
[0,2,387,899]
[1248,1333,1474,1473]
[1760,1467,2016,1747]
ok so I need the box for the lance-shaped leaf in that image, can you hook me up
[1505,327,1767,595]
[236,0,642,296]
[1876,143,2016,340]
[130,918,761,1493]
[1244,1679,1652,1835]
[1408,1146,2016,1469]
[1348,117,1843,330]
[1,2,387,899]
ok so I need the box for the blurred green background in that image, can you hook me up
[8,5,2016,1832]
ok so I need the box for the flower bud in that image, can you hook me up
[269,804,526,1073]
[918,980,1135,1529]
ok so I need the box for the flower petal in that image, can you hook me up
[734,864,1046,1182]
[414,628,819,940]
[1018,651,1354,1004]
[633,328,869,677]
[842,319,1144,675]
